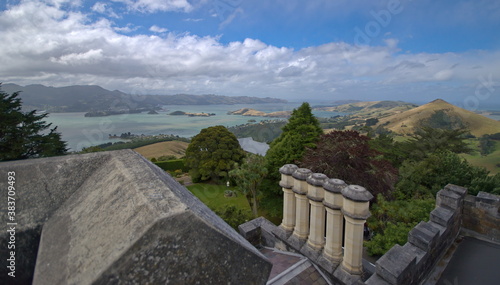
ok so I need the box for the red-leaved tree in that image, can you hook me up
[299,130,398,199]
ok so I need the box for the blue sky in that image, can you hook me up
[1,0,499,108]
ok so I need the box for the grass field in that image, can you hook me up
[186,183,282,225]
[187,184,251,213]
[134,141,189,159]
[461,140,500,175]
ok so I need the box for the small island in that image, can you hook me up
[169,111,216,117]
[84,108,157,117]
[227,108,291,118]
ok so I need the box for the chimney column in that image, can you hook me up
[340,185,373,275]
[322,179,347,262]
[305,173,328,249]
[292,168,313,240]
[279,164,299,233]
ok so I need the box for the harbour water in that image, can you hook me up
[45,103,341,151]
[43,102,500,152]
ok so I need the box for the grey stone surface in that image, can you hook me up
[323,178,346,193]
[375,244,416,285]
[430,207,454,227]
[306,173,328,186]
[341,185,374,202]
[477,191,500,205]
[408,222,440,252]
[436,188,462,210]
[239,217,279,248]
[292,168,312,181]
[1,150,272,285]
[333,266,364,285]
[444,184,467,197]
[462,193,500,243]
[279,164,298,175]
[365,273,391,285]
[0,152,115,284]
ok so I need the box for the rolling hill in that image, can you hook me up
[376,99,500,137]
[315,100,418,119]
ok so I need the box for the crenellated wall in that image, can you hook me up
[462,191,500,243]
[366,184,468,285]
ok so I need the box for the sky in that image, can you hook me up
[1,0,499,108]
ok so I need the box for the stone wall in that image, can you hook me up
[0,150,272,284]
[462,191,500,243]
[365,184,468,285]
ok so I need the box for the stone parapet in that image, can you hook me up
[366,184,468,285]
[462,191,500,243]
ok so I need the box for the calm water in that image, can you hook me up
[46,103,342,151]
[44,102,499,151]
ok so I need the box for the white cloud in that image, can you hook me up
[112,0,193,13]
[92,2,120,18]
[149,25,168,33]
[0,1,499,103]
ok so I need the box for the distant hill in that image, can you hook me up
[315,100,418,119]
[377,99,500,137]
[134,141,189,160]
[1,83,287,112]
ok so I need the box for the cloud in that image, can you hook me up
[183,18,203,22]
[0,1,499,103]
[149,25,168,33]
[112,0,193,13]
[92,2,120,18]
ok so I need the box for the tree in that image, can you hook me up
[229,154,268,218]
[300,130,398,199]
[214,206,253,230]
[365,194,435,256]
[365,118,379,126]
[185,125,245,182]
[479,135,496,156]
[401,127,473,161]
[0,86,67,161]
[395,151,500,199]
[369,133,406,168]
[265,102,322,182]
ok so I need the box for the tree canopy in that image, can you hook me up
[300,130,398,199]
[265,102,322,182]
[400,127,473,161]
[229,154,268,217]
[185,125,245,182]
[0,86,67,161]
[395,151,500,199]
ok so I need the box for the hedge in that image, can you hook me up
[154,159,190,173]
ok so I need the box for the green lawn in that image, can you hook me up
[187,184,251,212]
[186,183,282,225]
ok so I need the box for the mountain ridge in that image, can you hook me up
[1,83,287,112]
